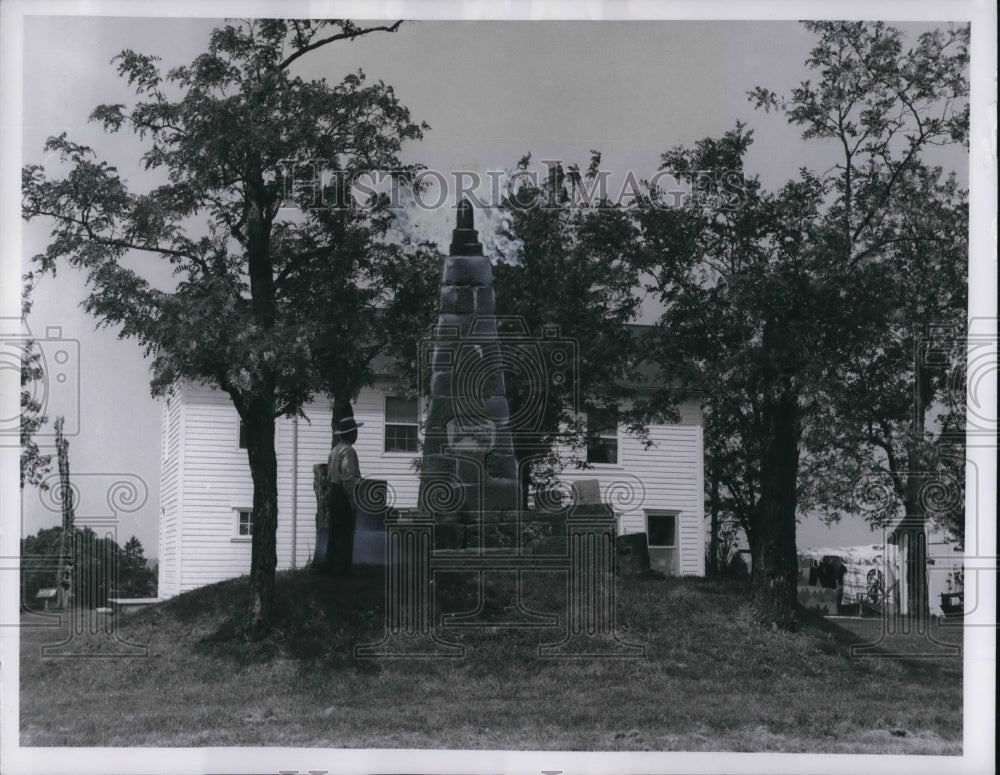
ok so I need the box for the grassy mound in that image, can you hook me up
[20,567,963,751]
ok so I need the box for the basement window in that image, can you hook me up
[648,512,676,547]
[646,511,678,576]
[586,409,619,465]
[384,396,419,453]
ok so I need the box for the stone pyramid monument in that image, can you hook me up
[418,200,520,549]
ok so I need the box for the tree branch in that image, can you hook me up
[275,21,404,73]
[28,208,211,274]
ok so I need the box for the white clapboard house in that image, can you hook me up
[157,365,706,598]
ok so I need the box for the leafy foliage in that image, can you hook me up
[636,21,969,626]
[21,527,154,608]
[120,535,158,598]
[636,124,829,627]
[20,273,52,490]
[770,23,971,553]
[22,19,428,633]
[493,154,648,502]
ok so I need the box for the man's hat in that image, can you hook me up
[333,416,364,436]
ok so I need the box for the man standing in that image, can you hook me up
[326,415,363,576]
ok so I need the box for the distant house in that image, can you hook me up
[157,372,706,598]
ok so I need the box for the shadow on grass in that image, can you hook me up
[128,565,957,688]
[795,606,963,679]
[179,566,551,672]
[23,569,963,750]
[189,567,387,668]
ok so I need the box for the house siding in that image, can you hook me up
[555,400,705,576]
[177,383,254,593]
[157,392,183,597]
[159,383,705,596]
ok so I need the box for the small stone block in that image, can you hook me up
[425,397,454,430]
[422,454,456,477]
[483,395,509,422]
[479,509,507,524]
[616,532,652,576]
[441,285,476,315]
[484,478,520,511]
[572,479,603,505]
[485,452,517,480]
[456,456,486,484]
[449,395,487,424]
[419,481,464,515]
[436,314,473,338]
[469,317,497,336]
[463,524,482,548]
[482,523,517,550]
[433,320,461,339]
[452,343,491,370]
[491,430,515,454]
[478,370,506,399]
[434,523,464,550]
[431,343,455,370]
[457,482,482,512]
[421,434,448,456]
[443,256,493,286]
[430,370,451,397]
[474,286,496,315]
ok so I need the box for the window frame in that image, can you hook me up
[585,408,621,467]
[232,507,253,541]
[382,394,421,455]
[646,510,678,549]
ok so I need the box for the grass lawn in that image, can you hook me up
[19,568,963,752]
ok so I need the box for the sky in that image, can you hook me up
[6,13,987,560]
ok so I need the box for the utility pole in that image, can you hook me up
[53,417,75,609]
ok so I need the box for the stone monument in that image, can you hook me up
[418,198,520,550]
[357,200,641,658]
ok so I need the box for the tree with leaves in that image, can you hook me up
[751,21,970,618]
[119,536,157,598]
[21,526,126,610]
[636,124,830,628]
[493,154,647,506]
[637,21,969,628]
[20,273,52,491]
[22,19,430,635]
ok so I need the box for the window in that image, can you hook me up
[586,409,618,465]
[236,509,253,537]
[647,512,676,547]
[384,396,419,453]
[646,511,678,576]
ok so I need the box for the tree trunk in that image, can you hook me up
[898,336,933,620]
[709,458,720,577]
[313,463,331,570]
[244,402,279,637]
[896,510,929,621]
[750,389,801,630]
[330,400,351,435]
[900,463,930,620]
